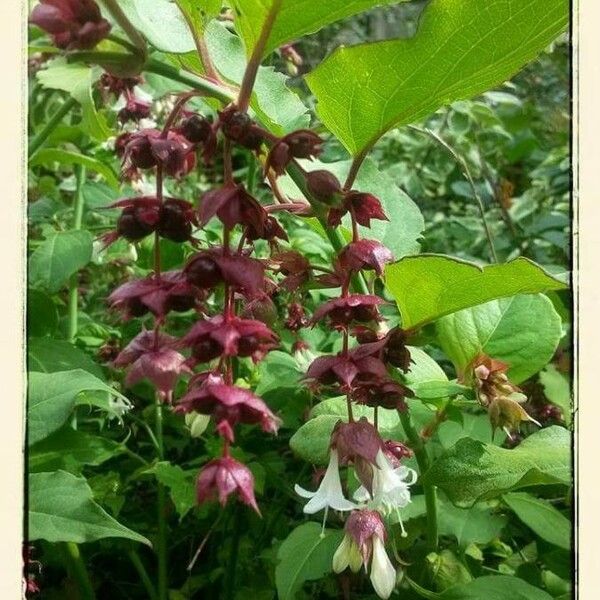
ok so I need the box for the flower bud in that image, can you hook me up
[306,170,343,205]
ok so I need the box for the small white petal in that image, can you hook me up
[370,537,396,599]
[294,484,316,499]
[332,535,352,573]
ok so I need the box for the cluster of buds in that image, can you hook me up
[470,354,541,438]
[30,0,111,50]
[99,73,153,124]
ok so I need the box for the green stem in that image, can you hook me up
[68,165,86,343]
[398,410,438,551]
[29,96,77,158]
[127,549,159,600]
[154,396,168,600]
[62,542,95,600]
[100,0,148,58]
[145,59,234,103]
[223,507,243,600]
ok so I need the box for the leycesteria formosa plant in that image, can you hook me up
[26,1,572,599]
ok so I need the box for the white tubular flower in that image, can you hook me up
[370,535,397,599]
[332,509,397,600]
[354,449,417,518]
[294,449,357,515]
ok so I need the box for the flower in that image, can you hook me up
[113,330,191,398]
[176,374,281,442]
[118,96,152,123]
[352,379,413,411]
[488,394,541,437]
[102,197,197,246]
[30,0,111,50]
[311,294,385,328]
[266,130,323,175]
[119,128,196,179]
[184,249,266,297]
[354,450,417,517]
[305,170,343,205]
[352,327,413,373]
[198,183,267,234]
[177,114,217,164]
[179,314,278,364]
[196,456,260,514]
[331,418,383,492]
[268,250,312,292]
[219,107,265,150]
[328,191,388,228]
[333,509,396,599]
[108,271,198,320]
[294,449,357,514]
[306,352,388,390]
[337,240,394,276]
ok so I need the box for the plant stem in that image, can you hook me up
[29,96,77,157]
[145,59,234,104]
[223,507,243,600]
[68,165,86,343]
[343,147,369,190]
[62,542,96,600]
[127,549,159,600]
[398,410,438,551]
[155,395,168,600]
[100,0,148,59]
[237,0,283,112]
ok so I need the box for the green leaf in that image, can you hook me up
[385,256,567,330]
[410,575,554,600]
[306,0,569,154]
[28,337,104,378]
[29,230,93,293]
[502,492,571,550]
[436,294,563,383]
[275,522,343,600]
[281,158,423,257]
[29,426,124,473]
[426,549,473,591]
[438,498,507,549]
[232,0,404,58]
[36,58,110,140]
[27,290,58,337]
[409,380,470,401]
[539,365,572,426]
[29,149,119,189]
[437,414,506,450]
[29,470,150,545]
[404,346,448,383]
[423,426,571,507]
[28,369,130,445]
[152,461,197,520]
[255,350,303,396]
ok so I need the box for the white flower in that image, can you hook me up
[295,449,357,515]
[370,535,397,599]
[332,533,363,574]
[353,450,417,517]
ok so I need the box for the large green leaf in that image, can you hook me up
[28,369,130,445]
[275,522,343,600]
[29,470,150,545]
[423,426,571,507]
[27,290,59,337]
[231,0,403,58]
[36,58,110,141]
[502,492,571,550]
[28,337,104,378]
[29,426,124,473]
[436,294,563,383]
[385,255,567,330]
[437,414,506,450]
[410,575,553,600]
[29,230,93,293]
[281,158,423,258]
[306,0,569,154]
[438,498,507,549]
[151,461,197,521]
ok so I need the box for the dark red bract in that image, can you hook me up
[176,374,281,442]
[328,191,388,228]
[180,315,278,364]
[312,294,385,328]
[338,240,394,276]
[30,0,111,50]
[266,130,323,175]
[196,456,260,513]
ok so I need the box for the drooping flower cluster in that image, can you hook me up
[469,353,541,438]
